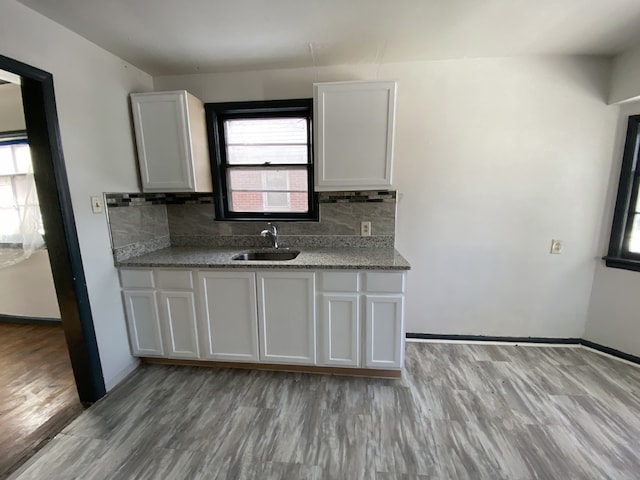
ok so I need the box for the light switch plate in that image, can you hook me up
[550,239,563,254]
[91,195,104,214]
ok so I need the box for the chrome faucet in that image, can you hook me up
[260,223,279,249]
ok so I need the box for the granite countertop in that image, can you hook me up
[116,246,411,271]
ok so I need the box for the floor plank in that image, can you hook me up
[10,342,640,479]
[0,323,82,479]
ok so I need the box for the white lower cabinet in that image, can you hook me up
[198,271,259,362]
[158,290,199,359]
[257,271,316,365]
[156,270,199,360]
[364,295,404,369]
[122,290,164,357]
[120,267,405,372]
[319,294,360,367]
[121,268,198,359]
[318,271,405,370]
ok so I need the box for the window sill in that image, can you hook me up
[603,256,640,272]
[214,214,319,222]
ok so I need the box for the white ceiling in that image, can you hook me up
[17,0,640,76]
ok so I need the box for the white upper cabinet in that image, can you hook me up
[130,90,212,192]
[314,81,397,191]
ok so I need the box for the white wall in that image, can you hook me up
[0,0,154,390]
[584,99,640,357]
[157,56,618,339]
[0,82,25,131]
[0,250,61,318]
[609,45,640,104]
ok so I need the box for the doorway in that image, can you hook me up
[0,81,60,321]
[0,76,83,477]
[0,55,106,403]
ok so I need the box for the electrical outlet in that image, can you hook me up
[91,195,104,214]
[361,221,372,237]
[550,239,563,254]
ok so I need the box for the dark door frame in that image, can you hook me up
[0,54,106,404]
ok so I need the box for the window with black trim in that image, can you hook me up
[605,115,640,271]
[0,131,44,246]
[205,99,317,221]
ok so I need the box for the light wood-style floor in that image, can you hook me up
[0,323,82,479]
[11,342,640,479]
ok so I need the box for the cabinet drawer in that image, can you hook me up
[120,269,155,289]
[319,272,359,292]
[364,272,405,293]
[156,269,193,290]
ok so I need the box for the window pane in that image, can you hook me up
[226,145,308,165]
[14,175,40,206]
[229,191,309,213]
[0,177,15,208]
[14,145,32,174]
[629,214,640,254]
[224,118,308,165]
[265,192,289,208]
[0,208,20,236]
[228,168,307,192]
[0,146,16,175]
[227,167,308,213]
[264,170,288,190]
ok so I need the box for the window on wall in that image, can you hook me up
[0,131,44,245]
[205,99,318,221]
[605,115,640,271]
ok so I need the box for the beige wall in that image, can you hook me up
[1,0,154,390]
[0,82,25,131]
[584,99,640,357]
[609,45,640,104]
[0,250,60,318]
[156,56,619,339]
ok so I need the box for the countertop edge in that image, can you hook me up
[114,246,411,271]
[116,262,410,271]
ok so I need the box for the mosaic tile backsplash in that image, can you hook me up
[106,191,396,260]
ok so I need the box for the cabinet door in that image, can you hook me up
[131,91,195,192]
[257,272,316,365]
[122,290,164,357]
[198,271,259,362]
[158,290,200,359]
[364,295,404,369]
[319,294,360,367]
[314,81,396,190]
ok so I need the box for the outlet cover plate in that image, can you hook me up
[550,239,563,254]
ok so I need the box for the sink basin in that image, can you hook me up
[232,249,300,261]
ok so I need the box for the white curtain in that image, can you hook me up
[0,136,45,268]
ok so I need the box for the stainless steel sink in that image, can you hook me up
[232,249,300,261]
